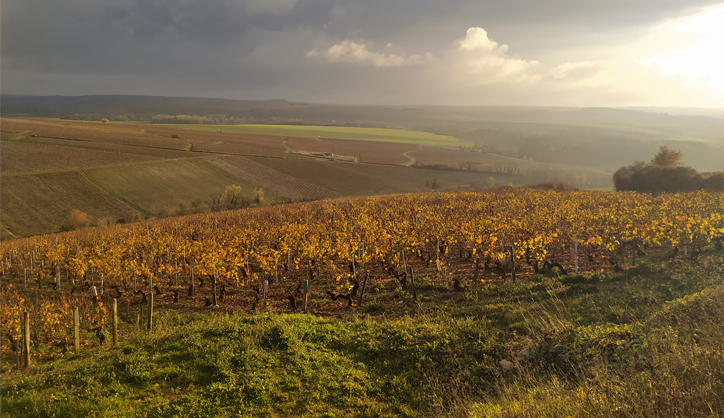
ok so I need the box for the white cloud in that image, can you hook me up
[458,27,508,52]
[449,27,541,84]
[307,40,432,67]
[309,27,539,84]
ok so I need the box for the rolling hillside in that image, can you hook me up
[1,117,612,237]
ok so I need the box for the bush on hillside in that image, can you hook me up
[61,209,91,231]
[614,146,724,193]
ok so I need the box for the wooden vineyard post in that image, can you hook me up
[56,237,61,291]
[112,299,118,346]
[22,312,30,368]
[74,307,80,354]
[358,272,369,307]
[473,257,480,282]
[509,245,516,282]
[191,259,195,297]
[147,292,154,332]
[274,258,279,285]
[402,250,408,276]
[410,268,417,301]
[436,238,440,266]
[24,268,27,290]
[574,236,579,273]
[212,275,218,307]
[16,339,22,370]
[447,244,451,272]
[303,280,309,312]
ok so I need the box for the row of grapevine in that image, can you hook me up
[2,190,724,358]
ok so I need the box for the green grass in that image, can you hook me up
[160,124,468,147]
[4,251,724,417]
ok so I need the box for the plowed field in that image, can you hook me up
[207,156,336,200]
[288,137,417,165]
[0,172,138,236]
[82,159,245,215]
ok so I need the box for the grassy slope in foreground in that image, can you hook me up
[3,252,724,417]
[160,124,467,147]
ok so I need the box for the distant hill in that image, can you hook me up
[0,94,465,130]
[4,95,724,142]
[2,94,724,172]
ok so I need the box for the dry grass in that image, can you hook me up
[471,281,724,417]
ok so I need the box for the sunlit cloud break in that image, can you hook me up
[638,3,724,97]
[309,27,540,84]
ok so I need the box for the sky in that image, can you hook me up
[2,0,724,107]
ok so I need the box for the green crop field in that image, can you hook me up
[159,124,468,147]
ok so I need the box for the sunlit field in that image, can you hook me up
[161,124,467,147]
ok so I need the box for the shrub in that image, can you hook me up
[61,209,91,231]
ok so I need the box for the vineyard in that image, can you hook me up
[2,189,724,362]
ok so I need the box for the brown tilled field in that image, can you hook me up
[169,130,289,156]
[1,118,289,157]
[81,159,247,215]
[0,139,159,175]
[411,147,544,170]
[288,136,418,165]
[1,118,189,149]
[207,156,337,200]
[249,157,514,196]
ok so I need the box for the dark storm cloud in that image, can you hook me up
[2,0,723,104]
[2,0,336,72]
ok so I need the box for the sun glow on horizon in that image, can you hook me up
[639,3,724,97]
